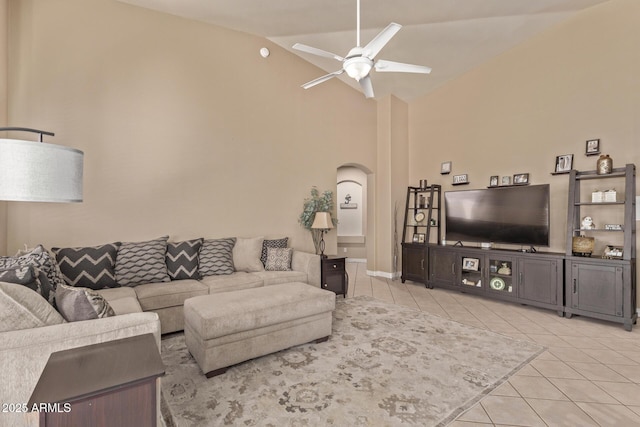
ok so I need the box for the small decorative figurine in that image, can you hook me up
[581,216,596,230]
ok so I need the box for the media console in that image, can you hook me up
[426,244,564,316]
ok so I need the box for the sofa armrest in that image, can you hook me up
[0,312,161,427]
[291,250,321,288]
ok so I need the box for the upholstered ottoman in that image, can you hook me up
[184,282,335,377]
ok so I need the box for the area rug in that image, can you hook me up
[161,295,543,426]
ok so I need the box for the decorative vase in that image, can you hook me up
[597,154,613,175]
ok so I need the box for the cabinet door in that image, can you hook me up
[458,251,484,291]
[428,247,457,287]
[486,255,517,297]
[518,257,559,304]
[569,262,623,317]
[402,245,428,283]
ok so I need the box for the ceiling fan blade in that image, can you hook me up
[359,75,375,99]
[301,70,345,89]
[292,43,344,62]
[375,59,432,74]
[362,23,402,59]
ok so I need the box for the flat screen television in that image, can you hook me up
[444,184,550,247]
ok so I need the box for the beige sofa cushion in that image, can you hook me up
[232,237,265,272]
[199,272,263,294]
[252,270,307,286]
[0,282,65,332]
[97,287,143,315]
[134,280,208,311]
[96,286,137,300]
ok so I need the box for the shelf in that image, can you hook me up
[573,228,624,232]
[487,183,529,188]
[575,201,625,206]
[575,168,627,180]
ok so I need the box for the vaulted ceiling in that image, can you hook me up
[117,0,610,101]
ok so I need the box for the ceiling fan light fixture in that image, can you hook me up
[344,56,372,81]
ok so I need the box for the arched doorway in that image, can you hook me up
[337,164,372,264]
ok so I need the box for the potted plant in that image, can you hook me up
[299,187,338,254]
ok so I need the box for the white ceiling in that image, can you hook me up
[117,0,610,101]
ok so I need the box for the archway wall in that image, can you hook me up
[337,166,367,260]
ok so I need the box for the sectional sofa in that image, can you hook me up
[0,235,321,426]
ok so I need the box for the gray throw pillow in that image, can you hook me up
[55,283,116,322]
[0,282,65,332]
[199,238,236,276]
[265,248,293,271]
[0,245,64,305]
[261,237,288,265]
[0,265,54,305]
[115,236,171,287]
[166,239,203,280]
[52,243,121,290]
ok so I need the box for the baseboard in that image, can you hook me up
[366,270,401,280]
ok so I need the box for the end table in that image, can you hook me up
[321,256,348,297]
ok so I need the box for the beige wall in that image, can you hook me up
[409,0,639,301]
[372,95,408,277]
[0,0,7,255]
[6,0,377,255]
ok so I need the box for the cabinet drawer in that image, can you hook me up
[322,259,345,274]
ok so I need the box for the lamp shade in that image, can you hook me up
[311,212,333,230]
[0,138,84,202]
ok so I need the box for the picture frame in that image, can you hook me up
[554,154,573,174]
[513,173,529,185]
[412,233,426,244]
[602,245,623,259]
[462,257,480,271]
[440,161,452,175]
[501,176,511,186]
[489,175,499,187]
[452,174,469,185]
[585,139,600,156]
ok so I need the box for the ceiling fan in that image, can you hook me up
[292,0,431,99]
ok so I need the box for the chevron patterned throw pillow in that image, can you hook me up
[199,238,236,276]
[166,239,203,280]
[53,243,121,290]
[115,236,171,287]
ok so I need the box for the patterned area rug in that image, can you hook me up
[161,296,543,426]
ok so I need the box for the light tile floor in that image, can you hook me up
[345,261,640,426]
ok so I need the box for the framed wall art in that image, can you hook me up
[513,173,529,185]
[554,154,573,174]
[441,161,452,175]
[452,174,469,185]
[586,139,600,156]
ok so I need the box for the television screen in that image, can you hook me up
[444,184,550,247]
